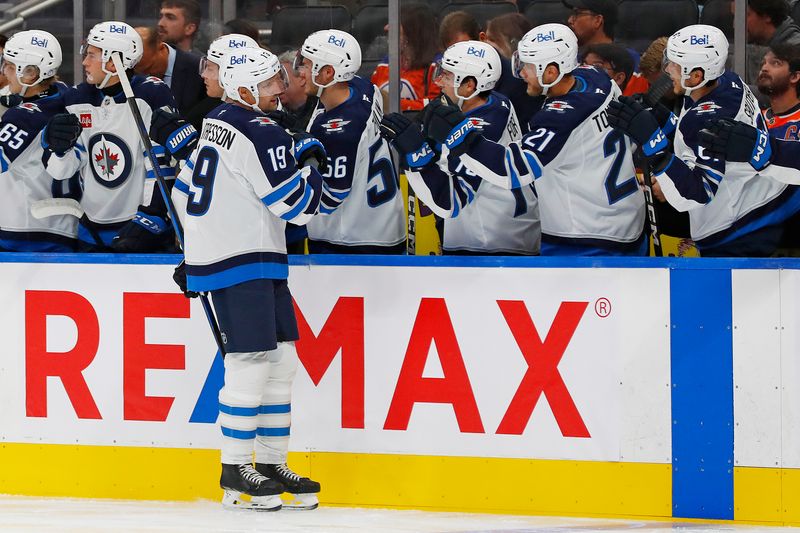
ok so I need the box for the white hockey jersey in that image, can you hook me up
[406,91,540,254]
[173,103,329,292]
[305,76,405,248]
[455,66,646,254]
[45,76,177,243]
[0,84,77,251]
[654,71,800,250]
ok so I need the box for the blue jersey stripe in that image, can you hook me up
[256,427,290,437]
[221,426,257,440]
[263,175,302,206]
[219,403,259,417]
[260,404,291,414]
[187,261,289,291]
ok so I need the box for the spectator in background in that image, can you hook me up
[564,0,640,70]
[583,42,635,92]
[759,43,800,254]
[224,19,260,43]
[0,33,11,117]
[482,13,531,60]
[745,0,800,103]
[371,2,441,112]
[439,11,538,127]
[158,0,201,53]
[278,50,318,131]
[135,26,206,115]
[638,36,668,85]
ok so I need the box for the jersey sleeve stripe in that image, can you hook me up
[173,179,190,195]
[280,182,314,221]
[262,174,303,206]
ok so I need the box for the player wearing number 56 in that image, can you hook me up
[297,30,406,254]
[420,24,646,256]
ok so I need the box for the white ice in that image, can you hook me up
[0,496,797,533]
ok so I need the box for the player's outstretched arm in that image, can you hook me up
[698,118,800,185]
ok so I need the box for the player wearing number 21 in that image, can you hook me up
[416,24,645,256]
[297,30,406,254]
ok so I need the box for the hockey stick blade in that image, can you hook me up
[30,198,84,219]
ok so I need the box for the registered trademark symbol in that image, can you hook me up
[595,298,611,318]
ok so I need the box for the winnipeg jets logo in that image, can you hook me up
[17,102,41,113]
[88,132,132,188]
[696,102,722,114]
[545,100,574,113]
[321,118,350,133]
[250,116,276,126]
[468,117,490,130]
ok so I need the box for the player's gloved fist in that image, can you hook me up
[380,112,436,169]
[698,118,772,171]
[149,107,198,161]
[266,109,299,132]
[607,95,668,157]
[292,132,329,173]
[43,113,82,155]
[0,93,22,109]
[173,260,199,299]
[111,205,172,253]
[423,99,477,158]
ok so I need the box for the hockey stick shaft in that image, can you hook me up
[636,149,662,256]
[30,198,107,250]
[111,54,227,358]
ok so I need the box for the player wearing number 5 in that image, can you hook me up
[420,24,645,255]
[296,30,406,254]
[170,47,330,510]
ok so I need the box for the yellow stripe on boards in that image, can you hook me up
[0,443,669,517]
[734,466,800,525]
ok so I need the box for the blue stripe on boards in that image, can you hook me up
[670,268,733,519]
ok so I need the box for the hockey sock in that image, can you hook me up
[255,342,298,465]
[219,351,270,464]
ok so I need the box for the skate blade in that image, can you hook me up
[280,493,319,511]
[222,490,282,511]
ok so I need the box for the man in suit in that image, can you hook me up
[134,26,206,115]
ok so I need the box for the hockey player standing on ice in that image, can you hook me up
[608,24,800,256]
[419,24,645,255]
[44,21,180,252]
[0,30,79,252]
[170,47,327,511]
[380,40,541,255]
[296,29,406,253]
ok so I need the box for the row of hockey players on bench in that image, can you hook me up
[2,21,800,259]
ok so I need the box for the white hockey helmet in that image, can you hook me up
[201,33,260,87]
[220,47,288,112]
[665,24,728,95]
[3,30,62,95]
[435,40,501,106]
[296,29,361,94]
[513,23,578,95]
[82,21,143,88]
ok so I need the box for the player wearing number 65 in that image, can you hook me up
[419,24,646,256]
[0,30,80,252]
[297,29,406,254]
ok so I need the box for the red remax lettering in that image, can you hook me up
[25,290,101,419]
[496,300,590,437]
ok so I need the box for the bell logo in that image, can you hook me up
[228,39,247,48]
[109,24,127,34]
[689,35,709,45]
[466,46,485,58]
[229,54,247,65]
[535,31,556,42]
[30,36,48,47]
[327,34,346,48]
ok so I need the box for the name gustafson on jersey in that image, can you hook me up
[201,122,237,150]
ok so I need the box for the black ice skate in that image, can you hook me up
[220,463,285,511]
[256,462,321,510]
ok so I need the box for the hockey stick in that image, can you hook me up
[111,53,227,358]
[30,198,108,250]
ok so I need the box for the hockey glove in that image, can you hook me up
[292,132,329,173]
[423,99,478,158]
[266,109,299,132]
[43,113,82,156]
[698,118,772,171]
[607,96,668,157]
[380,112,437,169]
[111,205,173,253]
[0,93,22,109]
[173,260,199,299]
[149,107,198,162]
